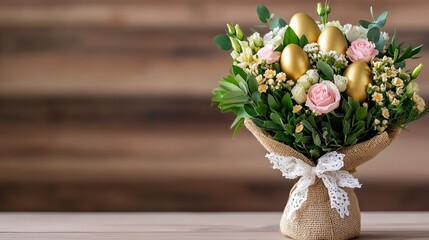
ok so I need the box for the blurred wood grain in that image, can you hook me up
[0,0,428,211]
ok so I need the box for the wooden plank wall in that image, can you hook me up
[0,0,428,211]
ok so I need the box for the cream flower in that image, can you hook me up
[374,119,380,125]
[412,94,426,113]
[372,92,384,102]
[258,84,268,93]
[406,81,420,95]
[391,98,400,106]
[293,105,303,113]
[297,75,312,90]
[334,75,348,92]
[276,72,286,82]
[291,84,307,104]
[295,123,304,133]
[256,75,264,84]
[264,69,276,79]
[392,77,404,87]
[381,107,390,119]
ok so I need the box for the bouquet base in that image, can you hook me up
[244,119,401,240]
[280,179,360,240]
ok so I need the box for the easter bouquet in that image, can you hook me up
[212,2,427,240]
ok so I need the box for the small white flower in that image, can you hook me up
[267,79,274,85]
[374,119,381,125]
[293,105,303,113]
[334,75,348,92]
[258,84,268,93]
[276,72,286,82]
[372,92,384,102]
[295,123,304,133]
[382,120,389,126]
[264,69,276,79]
[247,32,264,49]
[392,77,404,87]
[381,107,390,119]
[391,98,400,106]
[291,84,307,104]
[256,75,264,84]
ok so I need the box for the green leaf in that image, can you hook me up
[263,121,284,130]
[345,135,357,145]
[255,104,268,116]
[284,27,299,46]
[244,104,257,117]
[232,65,247,80]
[270,113,284,127]
[367,27,380,43]
[359,20,372,29]
[343,120,351,136]
[355,107,368,121]
[268,94,281,111]
[312,129,322,146]
[284,124,294,135]
[213,34,232,50]
[274,132,294,143]
[248,76,259,94]
[232,118,245,138]
[256,4,271,23]
[269,17,287,30]
[281,93,293,113]
[317,60,334,80]
[375,11,388,28]
[298,35,308,48]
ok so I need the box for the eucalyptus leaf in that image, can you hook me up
[256,5,271,23]
[270,17,287,30]
[284,27,299,46]
[213,34,232,51]
[317,60,334,80]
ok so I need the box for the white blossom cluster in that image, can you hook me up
[303,43,348,74]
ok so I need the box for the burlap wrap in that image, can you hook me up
[244,118,401,240]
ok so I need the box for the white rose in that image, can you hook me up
[291,84,307,104]
[324,21,343,32]
[406,81,420,95]
[297,75,312,90]
[334,75,348,92]
[306,69,320,84]
[263,26,287,48]
[346,26,368,42]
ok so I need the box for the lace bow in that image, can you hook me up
[266,151,361,219]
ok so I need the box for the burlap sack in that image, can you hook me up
[245,118,401,240]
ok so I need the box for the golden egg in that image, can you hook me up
[344,61,373,103]
[280,44,311,81]
[317,26,348,55]
[289,13,321,43]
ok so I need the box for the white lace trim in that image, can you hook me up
[266,151,361,219]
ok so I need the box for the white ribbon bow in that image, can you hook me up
[266,151,361,219]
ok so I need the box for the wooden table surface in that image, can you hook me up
[0,212,428,239]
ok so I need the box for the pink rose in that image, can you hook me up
[305,81,341,115]
[257,44,281,64]
[346,39,379,63]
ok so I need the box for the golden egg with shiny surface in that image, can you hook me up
[289,13,321,43]
[344,61,373,103]
[280,44,311,81]
[317,26,348,55]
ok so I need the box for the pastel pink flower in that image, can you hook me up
[257,44,281,64]
[305,81,341,115]
[346,39,379,63]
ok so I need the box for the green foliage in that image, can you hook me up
[317,60,334,80]
[359,8,388,53]
[256,5,272,23]
[270,17,287,30]
[283,27,299,46]
[213,34,232,51]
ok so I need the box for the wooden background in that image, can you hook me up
[0,0,428,211]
